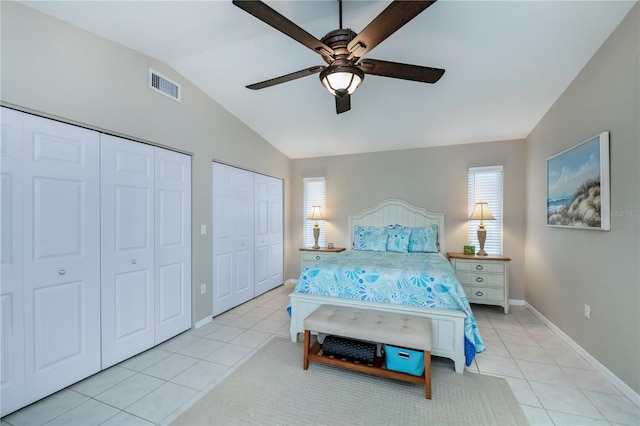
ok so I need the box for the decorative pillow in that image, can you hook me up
[385,224,410,253]
[408,225,439,253]
[353,226,388,251]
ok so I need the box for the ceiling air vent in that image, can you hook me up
[149,69,181,102]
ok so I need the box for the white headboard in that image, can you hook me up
[347,199,446,253]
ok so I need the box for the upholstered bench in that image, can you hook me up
[303,304,432,399]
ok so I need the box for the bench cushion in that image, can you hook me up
[304,305,432,351]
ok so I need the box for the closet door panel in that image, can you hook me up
[254,174,283,296]
[155,148,191,343]
[254,179,270,294]
[212,163,254,315]
[0,108,25,416]
[22,114,101,402]
[267,178,284,286]
[100,135,155,368]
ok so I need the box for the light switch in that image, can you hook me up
[200,225,207,235]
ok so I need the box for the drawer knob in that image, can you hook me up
[132,259,137,264]
[315,255,320,260]
[475,291,483,297]
[476,277,483,283]
[475,265,483,271]
[58,269,66,275]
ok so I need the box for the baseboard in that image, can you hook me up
[194,315,212,329]
[509,299,525,306]
[525,302,640,408]
[285,278,297,286]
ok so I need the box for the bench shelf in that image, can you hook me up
[303,331,432,396]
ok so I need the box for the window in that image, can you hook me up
[303,177,326,248]
[468,166,503,255]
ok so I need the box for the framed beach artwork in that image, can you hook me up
[547,131,610,230]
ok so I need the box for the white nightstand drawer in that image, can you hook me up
[466,286,504,302]
[301,252,335,263]
[455,262,504,274]
[456,272,503,287]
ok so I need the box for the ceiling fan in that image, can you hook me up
[233,0,445,114]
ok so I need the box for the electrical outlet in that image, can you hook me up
[584,304,591,319]
[201,283,206,295]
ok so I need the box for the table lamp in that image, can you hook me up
[307,205,324,249]
[469,202,495,256]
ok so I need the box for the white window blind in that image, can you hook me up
[303,177,326,248]
[468,166,503,255]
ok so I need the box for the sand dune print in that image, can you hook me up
[547,134,606,228]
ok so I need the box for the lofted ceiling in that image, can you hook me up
[20,1,635,159]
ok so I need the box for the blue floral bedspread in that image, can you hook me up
[294,250,485,366]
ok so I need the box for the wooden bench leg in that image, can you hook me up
[424,350,432,399]
[303,330,310,370]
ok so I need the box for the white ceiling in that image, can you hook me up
[21,1,635,159]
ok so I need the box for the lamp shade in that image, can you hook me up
[469,202,495,221]
[307,205,325,221]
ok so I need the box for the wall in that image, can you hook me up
[525,4,639,393]
[291,140,528,300]
[0,2,292,325]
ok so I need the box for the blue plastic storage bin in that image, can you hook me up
[384,345,424,376]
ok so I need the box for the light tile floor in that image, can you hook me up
[2,283,638,425]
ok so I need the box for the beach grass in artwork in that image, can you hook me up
[547,132,610,230]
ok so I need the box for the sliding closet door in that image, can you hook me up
[0,108,26,416]
[155,148,192,343]
[22,114,101,402]
[100,135,155,368]
[254,173,283,296]
[212,163,254,316]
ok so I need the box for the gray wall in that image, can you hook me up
[1,2,292,326]
[290,140,528,300]
[525,4,639,393]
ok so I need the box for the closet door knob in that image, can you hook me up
[58,269,66,275]
[132,259,137,264]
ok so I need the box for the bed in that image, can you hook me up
[289,199,485,373]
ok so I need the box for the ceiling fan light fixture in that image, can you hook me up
[320,64,364,97]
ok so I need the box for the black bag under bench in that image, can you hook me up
[321,335,377,364]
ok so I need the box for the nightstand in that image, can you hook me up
[299,247,345,271]
[447,252,511,314]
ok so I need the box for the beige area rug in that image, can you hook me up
[172,337,528,426]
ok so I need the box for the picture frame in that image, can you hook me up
[547,131,610,230]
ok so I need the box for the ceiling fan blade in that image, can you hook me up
[358,59,444,83]
[246,66,325,90]
[335,95,351,114]
[232,1,334,59]
[347,1,437,60]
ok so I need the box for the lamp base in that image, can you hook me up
[312,225,320,249]
[477,224,488,256]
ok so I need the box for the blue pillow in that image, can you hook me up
[385,224,410,253]
[353,226,388,251]
[408,225,439,253]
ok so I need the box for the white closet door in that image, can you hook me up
[0,108,26,416]
[100,135,155,368]
[155,148,191,343]
[22,114,101,402]
[254,174,283,296]
[212,163,254,316]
